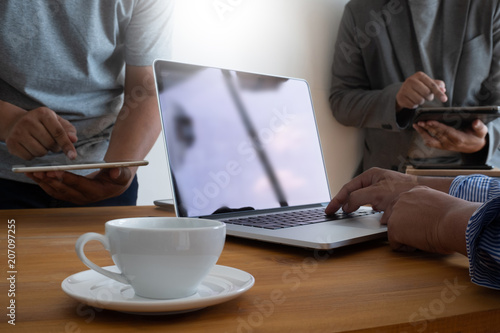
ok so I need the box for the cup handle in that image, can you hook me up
[75,232,129,284]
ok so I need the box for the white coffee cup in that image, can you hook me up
[75,217,226,299]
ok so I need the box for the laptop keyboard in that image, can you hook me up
[222,207,380,230]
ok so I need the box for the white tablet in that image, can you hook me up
[12,160,149,173]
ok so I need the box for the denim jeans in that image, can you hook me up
[0,176,138,209]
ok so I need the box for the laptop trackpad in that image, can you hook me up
[279,217,387,248]
[333,215,384,230]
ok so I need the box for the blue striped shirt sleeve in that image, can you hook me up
[449,175,500,289]
[466,197,500,289]
[449,174,500,202]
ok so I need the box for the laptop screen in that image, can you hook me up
[155,61,331,217]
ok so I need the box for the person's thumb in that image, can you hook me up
[108,167,132,185]
[472,119,488,138]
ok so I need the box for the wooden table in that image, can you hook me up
[1,206,500,333]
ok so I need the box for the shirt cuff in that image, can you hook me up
[449,175,494,202]
[466,196,500,290]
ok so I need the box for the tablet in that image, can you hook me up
[412,106,500,128]
[12,160,149,173]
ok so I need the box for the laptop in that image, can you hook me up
[153,60,386,249]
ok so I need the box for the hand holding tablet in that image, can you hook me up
[412,107,493,156]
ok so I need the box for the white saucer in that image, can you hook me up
[61,265,254,314]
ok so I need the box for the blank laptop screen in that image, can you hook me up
[155,61,331,217]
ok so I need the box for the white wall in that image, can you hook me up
[137,0,362,205]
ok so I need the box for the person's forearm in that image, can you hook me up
[439,201,480,256]
[416,176,455,193]
[105,100,160,162]
[0,100,27,142]
[330,84,403,129]
[105,65,161,164]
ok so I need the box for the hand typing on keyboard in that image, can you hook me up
[325,167,467,256]
[325,167,422,215]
